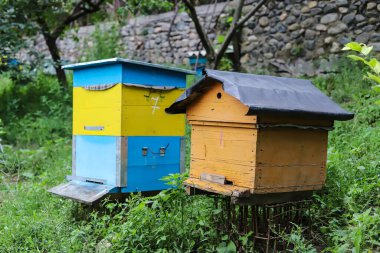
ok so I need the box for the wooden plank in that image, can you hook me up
[191,159,255,189]
[231,190,314,205]
[254,127,327,193]
[190,124,257,189]
[255,165,326,192]
[191,125,257,166]
[189,120,256,129]
[187,82,257,124]
[256,128,328,166]
[200,173,226,184]
[49,181,113,205]
[258,115,333,127]
[253,184,325,194]
[184,178,251,197]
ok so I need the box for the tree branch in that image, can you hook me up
[237,0,267,27]
[213,0,268,69]
[52,0,106,39]
[182,0,215,61]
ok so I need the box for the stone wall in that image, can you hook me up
[24,0,380,76]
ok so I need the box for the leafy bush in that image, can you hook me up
[311,59,380,251]
[342,42,380,104]
[0,72,71,146]
[0,59,379,252]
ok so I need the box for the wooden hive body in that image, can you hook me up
[185,82,331,197]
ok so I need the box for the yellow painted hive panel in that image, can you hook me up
[121,86,185,136]
[73,84,185,136]
[187,82,257,124]
[190,124,257,189]
[73,84,122,136]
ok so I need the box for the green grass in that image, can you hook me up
[0,60,379,252]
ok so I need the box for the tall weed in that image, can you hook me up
[82,23,125,61]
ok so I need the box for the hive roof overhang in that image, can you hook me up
[166,69,354,121]
[62,57,195,75]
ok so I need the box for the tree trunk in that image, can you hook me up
[43,35,68,88]
[232,28,242,71]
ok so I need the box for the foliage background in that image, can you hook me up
[0,2,379,250]
[0,56,379,252]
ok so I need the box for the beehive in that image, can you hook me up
[166,69,354,203]
[49,58,194,204]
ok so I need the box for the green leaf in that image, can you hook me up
[373,60,380,75]
[347,55,368,65]
[342,42,362,52]
[221,235,229,241]
[217,35,225,44]
[372,85,380,93]
[367,58,380,74]
[226,241,237,253]
[368,58,378,68]
[360,44,373,56]
[226,17,233,24]
[366,73,380,85]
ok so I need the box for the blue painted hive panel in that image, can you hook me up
[74,135,117,186]
[73,135,182,192]
[122,136,182,193]
[72,62,188,88]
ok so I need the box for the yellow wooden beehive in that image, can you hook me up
[166,69,354,203]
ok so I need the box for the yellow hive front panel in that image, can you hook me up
[73,84,185,136]
[73,85,123,136]
[121,86,185,136]
[121,106,185,136]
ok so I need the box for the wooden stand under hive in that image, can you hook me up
[166,69,354,250]
[49,58,194,204]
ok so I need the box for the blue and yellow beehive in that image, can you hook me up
[49,58,193,204]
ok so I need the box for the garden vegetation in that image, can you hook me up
[0,55,379,252]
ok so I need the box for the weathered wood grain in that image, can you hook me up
[258,115,333,127]
[187,82,257,124]
[254,128,327,193]
[184,178,251,197]
[200,173,226,184]
[190,124,257,188]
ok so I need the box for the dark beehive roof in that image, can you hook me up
[166,69,354,121]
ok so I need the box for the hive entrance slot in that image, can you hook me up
[225,180,233,185]
[85,179,104,185]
